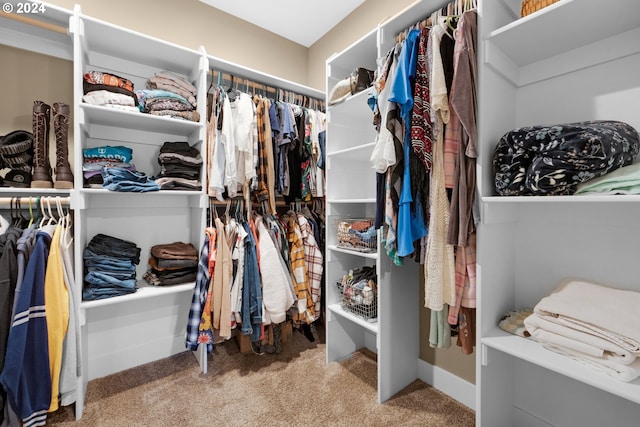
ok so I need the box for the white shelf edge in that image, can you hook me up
[326,198,376,204]
[328,303,378,334]
[79,188,204,196]
[481,332,640,405]
[487,0,568,39]
[327,141,376,158]
[80,282,194,310]
[482,194,640,203]
[80,103,201,133]
[327,244,378,260]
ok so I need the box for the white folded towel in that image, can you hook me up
[524,314,636,365]
[525,278,640,382]
[533,278,640,352]
[543,343,640,383]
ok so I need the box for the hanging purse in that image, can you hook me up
[349,67,375,95]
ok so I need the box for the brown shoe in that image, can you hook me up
[31,100,53,188]
[53,102,74,189]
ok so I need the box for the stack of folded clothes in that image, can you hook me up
[82,70,139,113]
[154,141,202,190]
[143,241,198,286]
[524,278,640,382]
[101,167,160,192]
[83,233,141,301]
[82,145,134,188]
[135,70,199,122]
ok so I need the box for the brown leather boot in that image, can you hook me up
[31,100,53,188]
[53,102,74,189]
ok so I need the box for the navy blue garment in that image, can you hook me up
[241,222,263,343]
[0,231,52,427]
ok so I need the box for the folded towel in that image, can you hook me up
[524,313,637,365]
[533,278,640,351]
[543,343,640,383]
[575,162,640,195]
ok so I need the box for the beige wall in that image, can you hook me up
[419,272,476,384]
[46,0,309,87]
[307,0,416,90]
[0,45,74,172]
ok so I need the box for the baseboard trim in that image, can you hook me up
[417,359,476,411]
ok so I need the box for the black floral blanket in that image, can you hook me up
[493,120,639,195]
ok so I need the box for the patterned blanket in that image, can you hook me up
[493,120,639,195]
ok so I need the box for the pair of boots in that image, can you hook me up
[31,100,74,189]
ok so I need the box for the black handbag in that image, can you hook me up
[349,67,375,95]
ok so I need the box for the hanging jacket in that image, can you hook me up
[0,229,53,427]
[241,221,262,343]
[255,216,294,324]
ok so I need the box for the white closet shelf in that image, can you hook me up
[327,90,373,124]
[80,281,194,310]
[326,28,378,79]
[79,104,201,137]
[328,303,378,334]
[486,0,640,68]
[326,198,376,204]
[0,188,72,196]
[327,142,376,160]
[482,194,640,204]
[79,14,201,77]
[328,244,378,260]
[482,330,640,405]
[79,188,204,197]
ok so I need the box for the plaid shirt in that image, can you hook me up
[297,214,323,315]
[448,231,477,325]
[288,215,314,325]
[185,233,214,352]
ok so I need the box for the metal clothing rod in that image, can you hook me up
[208,69,325,111]
[0,11,67,35]
[0,196,71,207]
[394,0,477,43]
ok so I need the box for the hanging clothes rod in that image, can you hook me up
[0,11,67,34]
[208,69,325,111]
[0,196,71,207]
[394,0,477,43]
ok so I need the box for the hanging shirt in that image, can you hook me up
[58,217,79,407]
[424,22,456,312]
[212,218,233,340]
[230,92,257,196]
[208,91,226,201]
[241,221,262,343]
[389,29,428,257]
[44,225,69,412]
[185,233,213,353]
[229,219,247,325]
[220,95,238,198]
[297,213,323,316]
[447,9,478,248]
[288,214,314,325]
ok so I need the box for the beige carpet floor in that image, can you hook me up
[47,326,475,426]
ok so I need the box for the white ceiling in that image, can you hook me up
[199,0,365,47]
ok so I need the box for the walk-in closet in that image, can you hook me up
[1,0,639,426]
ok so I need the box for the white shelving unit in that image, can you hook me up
[69,5,208,418]
[3,2,326,419]
[478,0,640,425]
[324,0,460,404]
